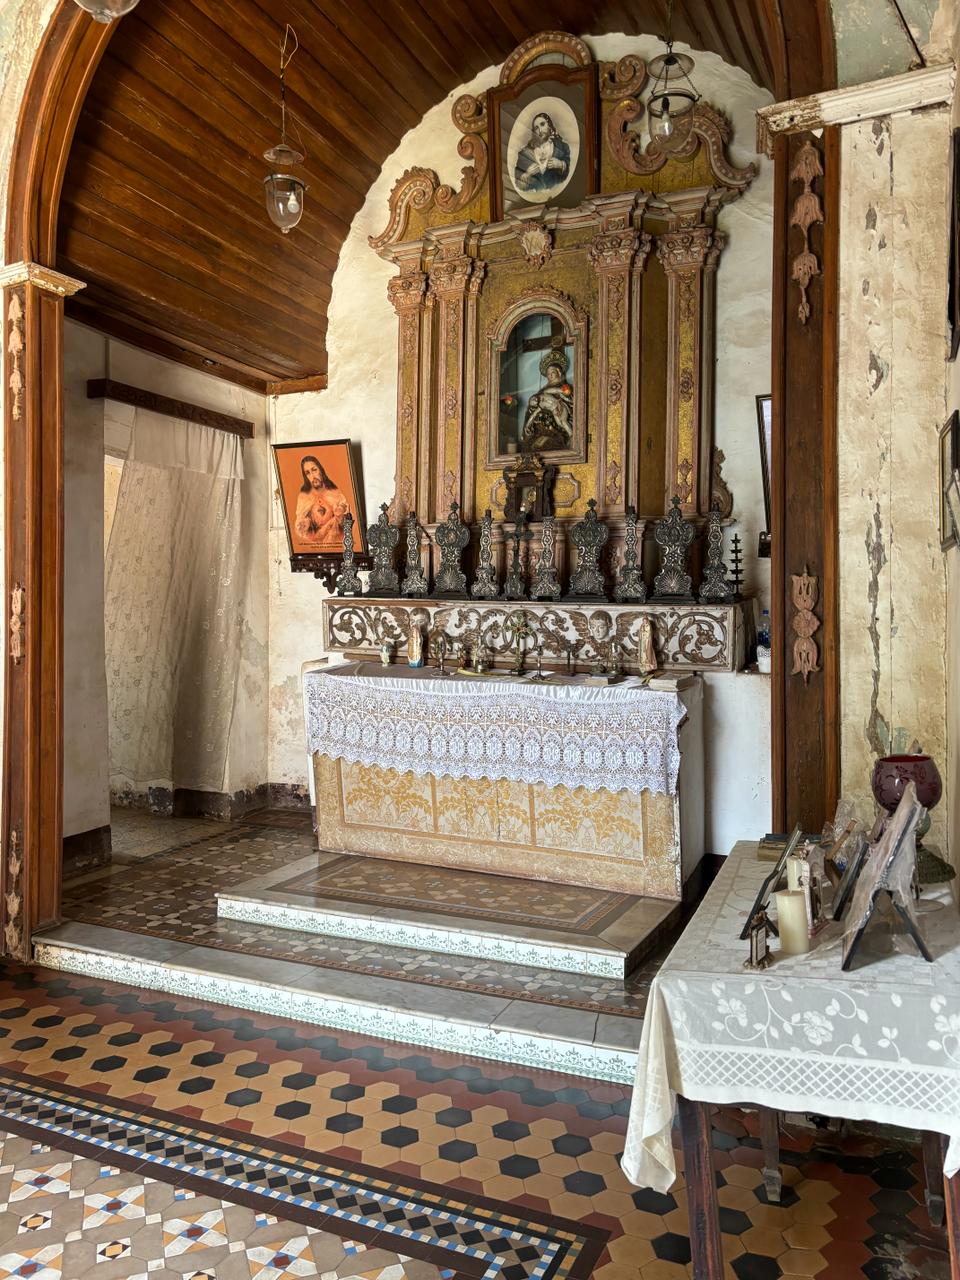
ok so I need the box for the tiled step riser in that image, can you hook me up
[216,895,625,979]
[32,940,636,1085]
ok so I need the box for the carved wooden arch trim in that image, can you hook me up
[3,1,112,956]
[485,286,589,469]
[369,93,487,252]
[606,101,757,199]
[499,31,592,84]
[5,1,115,265]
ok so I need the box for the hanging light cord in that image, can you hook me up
[278,25,299,146]
[887,0,926,69]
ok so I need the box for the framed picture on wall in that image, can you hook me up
[756,394,772,557]
[273,439,367,566]
[488,64,598,221]
[940,411,959,551]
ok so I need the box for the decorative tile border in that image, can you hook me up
[216,895,626,979]
[32,941,637,1085]
[0,1069,607,1280]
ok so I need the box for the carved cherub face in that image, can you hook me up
[587,611,612,644]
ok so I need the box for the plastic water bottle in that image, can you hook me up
[757,609,771,648]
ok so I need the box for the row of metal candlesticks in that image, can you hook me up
[335,495,744,604]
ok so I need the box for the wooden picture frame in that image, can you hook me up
[940,411,959,551]
[740,825,803,940]
[949,129,960,362]
[488,63,598,222]
[831,832,869,921]
[756,394,772,557]
[273,439,367,568]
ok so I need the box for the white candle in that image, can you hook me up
[786,855,804,891]
[775,889,810,955]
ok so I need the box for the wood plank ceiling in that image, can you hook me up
[58,0,780,394]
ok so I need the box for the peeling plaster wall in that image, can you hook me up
[267,36,775,850]
[832,0,944,88]
[837,108,950,849]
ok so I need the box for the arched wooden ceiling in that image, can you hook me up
[56,1,802,394]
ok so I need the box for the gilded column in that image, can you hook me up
[0,262,85,960]
[386,261,428,522]
[656,225,726,517]
[590,224,652,513]
[427,251,483,521]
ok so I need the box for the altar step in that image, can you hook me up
[31,921,645,1084]
[215,852,680,979]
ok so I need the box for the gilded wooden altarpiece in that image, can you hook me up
[371,31,757,581]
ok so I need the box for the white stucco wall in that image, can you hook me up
[267,35,775,852]
[63,321,109,838]
[836,108,951,852]
[61,320,271,825]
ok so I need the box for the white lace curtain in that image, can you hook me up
[104,408,244,803]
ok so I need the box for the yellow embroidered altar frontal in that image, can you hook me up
[311,754,683,899]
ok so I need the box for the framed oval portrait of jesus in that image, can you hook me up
[489,63,598,221]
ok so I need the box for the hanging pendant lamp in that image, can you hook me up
[647,0,700,145]
[263,26,307,234]
[72,0,139,21]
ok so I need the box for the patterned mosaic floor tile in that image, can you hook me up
[0,961,948,1279]
[63,818,653,1017]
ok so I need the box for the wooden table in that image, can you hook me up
[622,840,960,1278]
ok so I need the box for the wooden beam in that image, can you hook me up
[267,374,329,395]
[87,379,255,438]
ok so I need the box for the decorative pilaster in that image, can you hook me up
[1,262,85,959]
[589,223,652,513]
[656,225,725,517]
[428,251,484,522]
[386,263,428,523]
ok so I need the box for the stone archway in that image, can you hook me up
[0,0,838,960]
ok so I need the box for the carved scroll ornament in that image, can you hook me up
[499,31,592,83]
[790,565,821,683]
[370,94,488,251]
[9,583,24,665]
[599,55,649,100]
[606,101,757,198]
[788,139,824,325]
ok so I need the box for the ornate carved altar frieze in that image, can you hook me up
[322,598,747,674]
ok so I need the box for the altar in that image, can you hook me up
[302,661,703,898]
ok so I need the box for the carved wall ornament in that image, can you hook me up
[323,598,748,673]
[711,446,734,519]
[608,368,623,406]
[599,54,649,100]
[516,223,553,270]
[9,583,24,666]
[788,139,825,325]
[6,290,24,423]
[589,230,640,273]
[791,565,822,683]
[606,101,757,199]
[605,459,622,506]
[2,827,24,962]
[370,94,488,251]
[387,271,427,315]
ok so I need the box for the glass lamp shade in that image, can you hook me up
[73,0,140,21]
[647,47,698,145]
[263,173,306,234]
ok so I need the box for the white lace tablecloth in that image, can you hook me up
[303,662,685,796]
[622,839,960,1191]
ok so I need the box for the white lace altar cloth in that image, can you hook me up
[622,839,960,1192]
[303,662,684,796]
